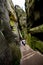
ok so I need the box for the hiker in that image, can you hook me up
[22,39,26,46]
[20,36,26,46]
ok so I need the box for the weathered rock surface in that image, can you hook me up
[25,0,43,29]
[0,0,21,65]
[25,0,43,41]
[15,5,26,29]
[15,5,27,40]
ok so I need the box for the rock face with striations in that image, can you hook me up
[25,0,43,29]
[15,5,26,30]
[25,0,43,41]
[0,0,21,65]
[25,0,43,53]
[15,5,27,40]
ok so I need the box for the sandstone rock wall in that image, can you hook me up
[0,0,21,65]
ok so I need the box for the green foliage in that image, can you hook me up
[31,36,43,54]
[36,41,43,53]
[25,33,31,45]
[9,43,21,65]
[21,31,24,38]
[26,33,43,54]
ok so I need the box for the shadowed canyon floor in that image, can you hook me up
[20,44,43,65]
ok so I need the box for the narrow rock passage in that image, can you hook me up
[20,44,43,65]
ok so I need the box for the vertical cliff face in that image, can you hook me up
[0,0,19,43]
[25,0,34,30]
[25,0,43,29]
[25,0,43,38]
[15,5,27,39]
[0,0,12,64]
[0,0,10,31]
[25,0,43,53]
[0,0,21,65]
[15,5,26,28]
